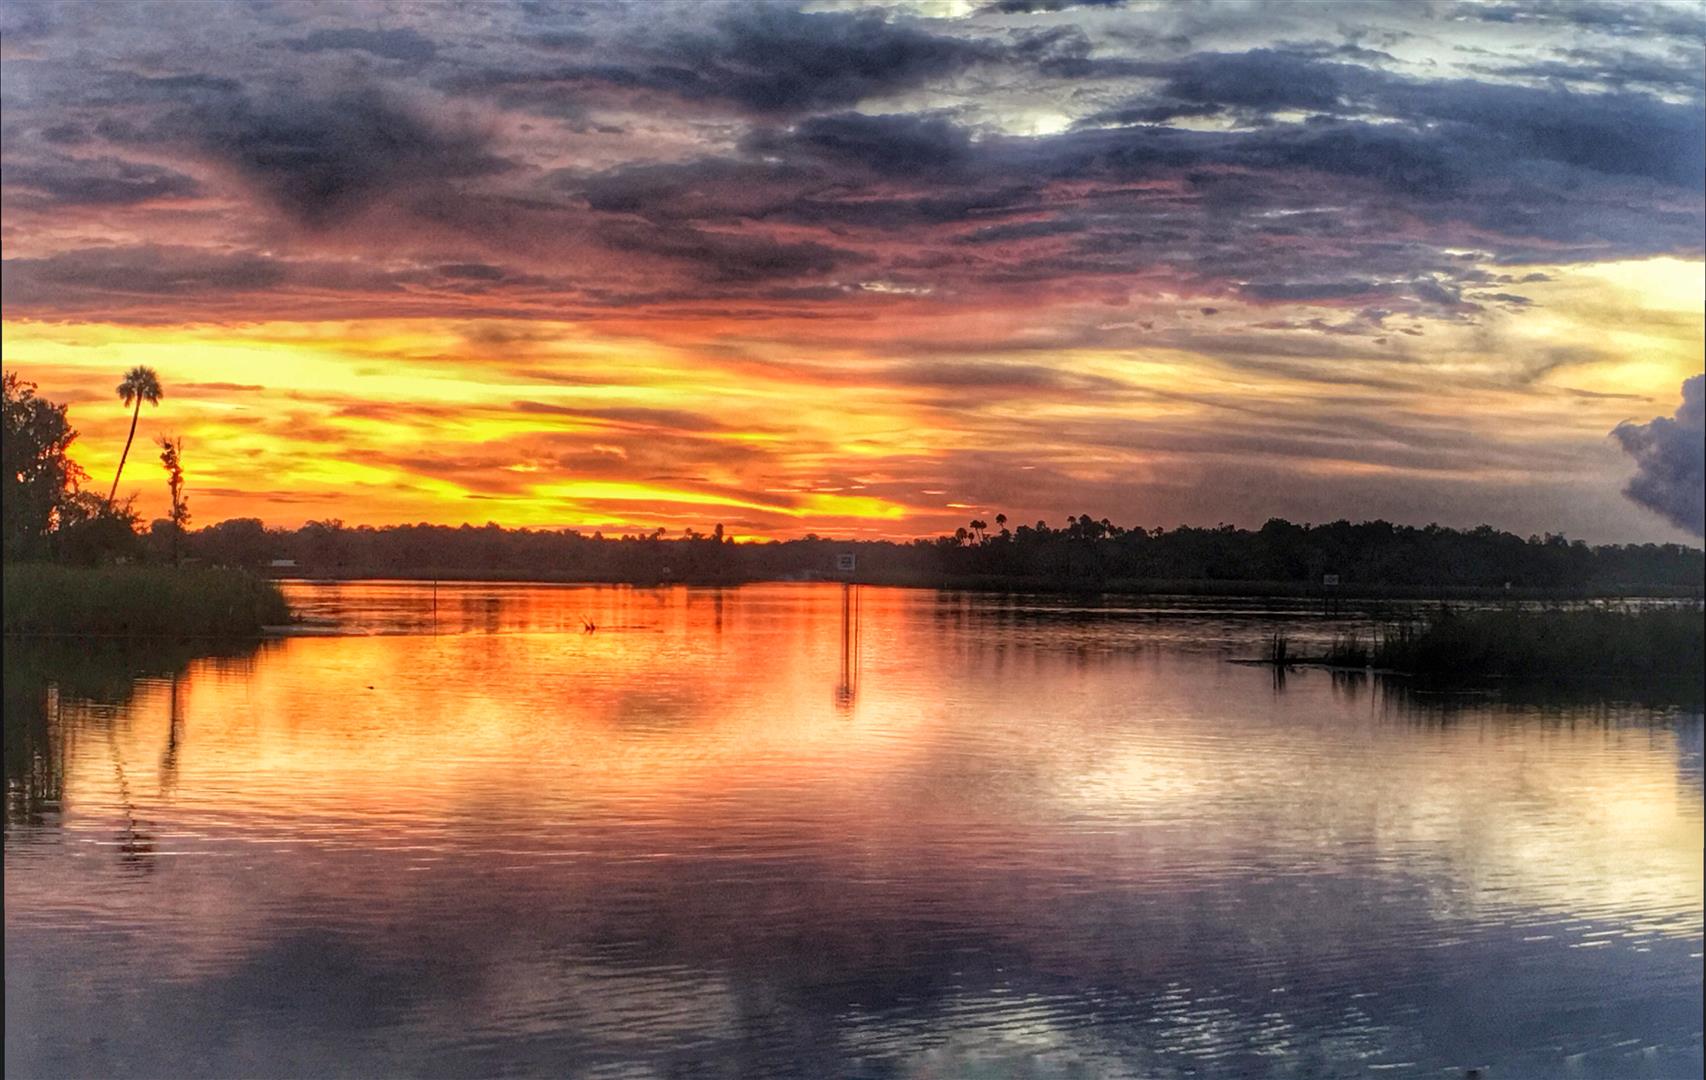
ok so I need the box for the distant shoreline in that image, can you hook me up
[271,570,1706,602]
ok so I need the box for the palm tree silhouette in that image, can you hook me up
[108,366,162,503]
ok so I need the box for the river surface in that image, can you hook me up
[5,582,1702,1078]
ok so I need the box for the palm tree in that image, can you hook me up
[108,366,162,503]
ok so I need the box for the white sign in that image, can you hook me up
[1322,574,1340,587]
[836,553,857,573]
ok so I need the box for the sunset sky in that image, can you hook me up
[2,0,1702,541]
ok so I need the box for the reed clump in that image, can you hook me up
[3,563,290,637]
[1315,605,1702,685]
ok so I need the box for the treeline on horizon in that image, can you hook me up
[4,369,1701,595]
[174,515,1702,594]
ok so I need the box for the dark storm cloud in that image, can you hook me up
[0,245,563,319]
[3,154,202,205]
[654,5,989,113]
[1075,50,1703,189]
[452,5,992,116]
[1223,122,1472,198]
[752,81,1688,279]
[594,221,867,284]
[1132,47,1385,114]
[572,158,814,223]
[1612,375,1706,536]
[0,242,286,308]
[0,0,1700,328]
[2,245,287,301]
[764,183,1045,233]
[548,79,1691,315]
[169,89,513,226]
[284,27,440,62]
[14,64,517,234]
[1394,80,1705,191]
[742,112,975,179]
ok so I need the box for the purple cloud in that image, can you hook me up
[1613,375,1705,536]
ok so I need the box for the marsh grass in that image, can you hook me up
[3,563,290,637]
[1322,631,1371,668]
[1305,606,1703,688]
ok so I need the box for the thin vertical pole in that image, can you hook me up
[840,581,850,689]
[853,583,860,693]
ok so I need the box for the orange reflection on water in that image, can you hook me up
[23,585,1701,924]
[5,583,1702,1078]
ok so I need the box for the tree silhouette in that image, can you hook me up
[157,435,189,566]
[108,366,162,503]
[2,372,85,559]
[141,513,1701,594]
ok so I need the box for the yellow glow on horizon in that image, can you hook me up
[2,255,1701,538]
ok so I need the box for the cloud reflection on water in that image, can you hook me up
[4,584,1701,1078]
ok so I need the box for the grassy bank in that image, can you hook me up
[3,563,291,637]
[1273,606,1704,690]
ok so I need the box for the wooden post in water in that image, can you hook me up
[835,550,859,711]
[837,580,860,711]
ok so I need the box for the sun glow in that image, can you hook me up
[4,252,1701,541]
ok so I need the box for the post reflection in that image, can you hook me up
[836,582,860,712]
[158,673,183,798]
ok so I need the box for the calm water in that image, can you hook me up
[5,582,1702,1079]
